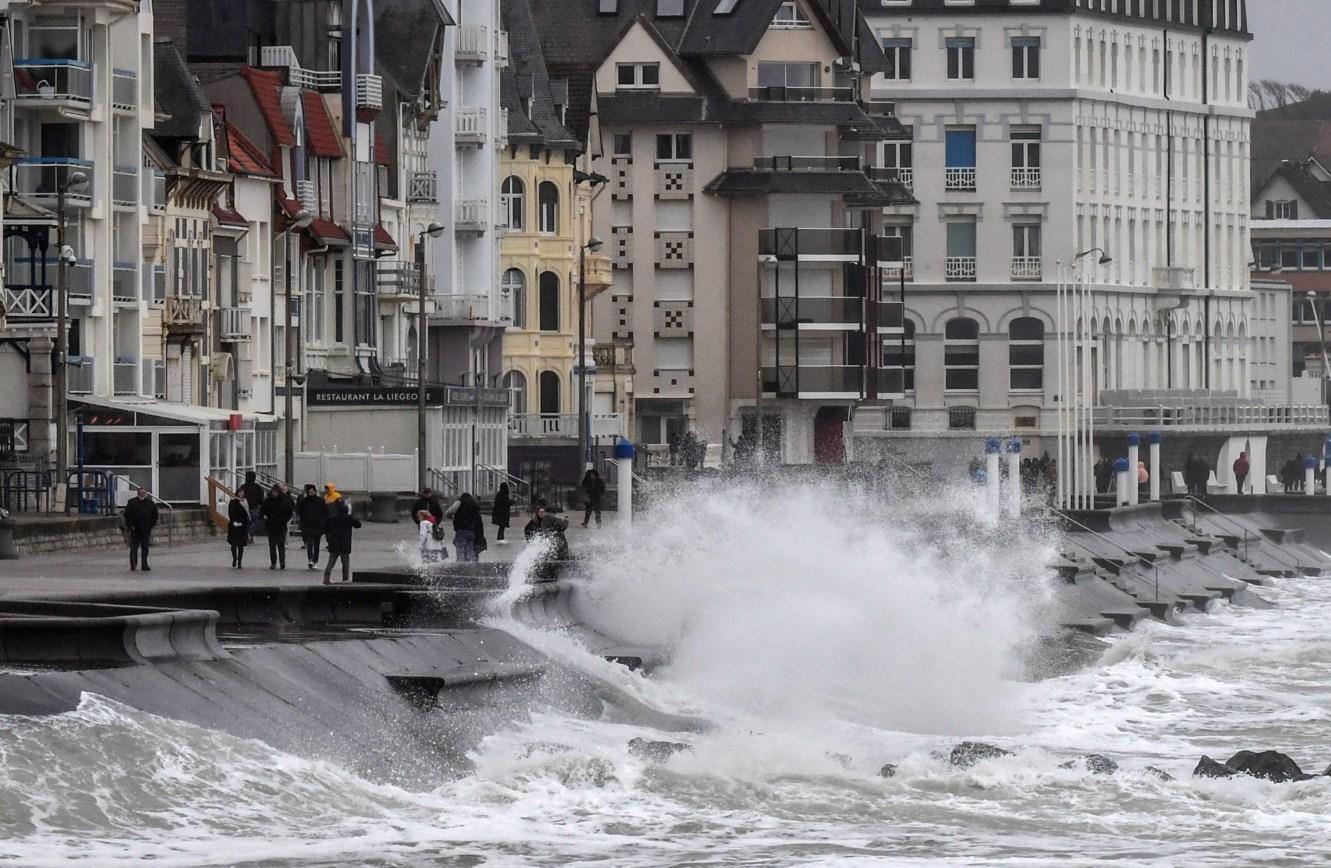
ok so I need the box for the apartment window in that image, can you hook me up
[333,258,345,343]
[504,371,527,415]
[613,133,633,157]
[1011,126,1041,188]
[887,405,912,430]
[883,319,916,392]
[882,38,912,79]
[1012,223,1041,279]
[538,181,559,234]
[1304,246,1324,271]
[1008,317,1045,391]
[948,406,977,430]
[656,133,692,161]
[1012,36,1041,79]
[946,37,975,80]
[1268,200,1298,220]
[945,220,977,282]
[757,61,818,89]
[502,268,526,328]
[882,135,913,185]
[945,127,976,189]
[944,317,980,390]
[539,371,561,415]
[771,1,812,28]
[616,63,660,89]
[538,271,560,331]
[501,175,525,230]
[882,224,913,270]
[306,260,326,343]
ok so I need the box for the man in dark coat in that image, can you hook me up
[238,470,265,537]
[121,487,159,571]
[410,487,445,524]
[259,484,296,569]
[296,484,327,569]
[323,500,362,584]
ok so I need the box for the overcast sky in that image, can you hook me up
[1247,0,1329,89]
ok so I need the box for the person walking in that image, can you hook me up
[260,483,296,569]
[417,509,447,563]
[448,493,486,562]
[296,484,327,570]
[323,483,342,506]
[580,469,606,528]
[238,470,265,538]
[323,499,362,584]
[492,482,512,545]
[227,496,250,568]
[411,487,444,524]
[121,487,159,572]
[1233,451,1250,495]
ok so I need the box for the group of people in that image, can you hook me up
[225,473,361,584]
[411,486,503,564]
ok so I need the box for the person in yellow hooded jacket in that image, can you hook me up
[323,483,341,505]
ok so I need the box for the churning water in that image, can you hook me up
[3,479,1331,866]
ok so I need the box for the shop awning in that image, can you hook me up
[71,396,276,426]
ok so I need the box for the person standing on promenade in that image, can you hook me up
[323,483,341,506]
[227,497,250,568]
[323,499,362,584]
[296,484,326,570]
[260,484,295,570]
[1233,451,1250,494]
[492,482,512,545]
[121,487,158,572]
[411,487,444,524]
[448,493,486,562]
[417,509,447,563]
[238,471,265,539]
[580,469,605,528]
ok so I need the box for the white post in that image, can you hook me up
[1115,458,1130,507]
[1148,432,1161,502]
[1305,456,1316,497]
[614,438,636,526]
[1127,432,1140,506]
[1006,437,1022,517]
[1056,261,1066,509]
[1325,436,1331,496]
[985,437,1001,516]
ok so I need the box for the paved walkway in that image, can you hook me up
[0,514,608,598]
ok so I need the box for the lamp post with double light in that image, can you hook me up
[416,222,445,490]
[577,236,604,471]
[54,169,89,511]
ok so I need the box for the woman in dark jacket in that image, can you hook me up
[580,469,606,528]
[492,483,512,544]
[227,497,250,568]
[296,484,327,570]
[450,493,487,562]
[322,500,362,585]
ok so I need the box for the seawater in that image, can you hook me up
[2,479,1330,867]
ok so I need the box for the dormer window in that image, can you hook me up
[617,63,660,90]
[771,1,812,29]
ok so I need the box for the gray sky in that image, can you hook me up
[1247,0,1330,89]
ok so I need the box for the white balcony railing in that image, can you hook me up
[356,73,382,111]
[495,29,510,66]
[882,256,913,282]
[112,68,137,111]
[11,159,94,208]
[295,179,318,215]
[259,45,341,91]
[67,359,93,395]
[14,60,93,106]
[220,307,252,342]
[408,170,438,203]
[1010,256,1042,280]
[944,167,976,190]
[509,413,624,440]
[945,256,977,281]
[454,198,487,231]
[455,107,487,144]
[456,25,490,61]
[1010,166,1041,189]
[433,293,492,320]
[112,167,137,207]
[113,361,138,396]
[112,263,137,302]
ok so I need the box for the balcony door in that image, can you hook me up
[813,406,847,464]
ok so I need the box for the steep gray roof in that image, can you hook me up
[153,39,212,139]
[502,0,579,150]
[374,0,453,98]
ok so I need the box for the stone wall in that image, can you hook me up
[12,509,217,557]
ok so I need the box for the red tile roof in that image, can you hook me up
[375,129,390,166]
[240,67,295,147]
[302,91,343,159]
[212,204,248,226]
[225,121,276,177]
[309,217,350,246]
[373,223,397,251]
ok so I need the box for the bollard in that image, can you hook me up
[1006,437,1022,517]
[1114,457,1130,507]
[1126,433,1140,506]
[985,437,1002,515]
[1306,455,1317,497]
[614,438,636,525]
[1148,432,1161,502]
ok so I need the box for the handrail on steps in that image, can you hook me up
[1180,494,1301,571]
[110,474,174,547]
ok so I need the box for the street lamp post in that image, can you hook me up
[282,209,314,485]
[577,237,603,472]
[53,170,88,512]
[416,222,445,491]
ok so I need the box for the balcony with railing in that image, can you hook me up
[68,358,93,395]
[455,107,487,144]
[295,179,318,215]
[2,286,53,320]
[1010,256,1042,281]
[141,359,165,399]
[761,296,863,330]
[876,301,905,332]
[758,227,862,262]
[868,166,913,187]
[496,29,510,66]
[112,263,137,303]
[143,169,167,213]
[114,359,138,396]
[944,167,977,190]
[408,170,438,203]
[143,265,166,306]
[945,257,977,281]
[220,307,252,342]
[112,166,137,208]
[509,413,624,440]
[433,294,493,321]
[761,365,864,398]
[377,262,419,298]
[380,357,418,383]
[356,73,382,112]
[456,25,490,62]
[14,59,93,108]
[162,295,204,332]
[454,198,488,232]
[1010,166,1041,190]
[11,159,94,208]
[111,68,137,111]
[868,366,906,398]
[258,46,340,91]
[752,155,860,172]
[748,85,853,102]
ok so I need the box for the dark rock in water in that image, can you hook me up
[1058,754,1119,775]
[1193,756,1237,778]
[879,763,897,778]
[628,738,691,762]
[949,742,1013,769]
[1144,766,1175,782]
[1225,750,1306,783]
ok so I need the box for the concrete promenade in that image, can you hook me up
[0,516,599,599]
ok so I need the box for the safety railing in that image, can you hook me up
[477,463,532,508]
[1179,494,1308,574]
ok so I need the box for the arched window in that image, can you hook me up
[503,370,527,416]
[539,271,560,331]
[1009,317,1045,391]
[538,181,559,234]
[944,317,979,391]
[501,176,525,230]
[883,319,916,392]
[502,268,526,327]
[539,370,561,415]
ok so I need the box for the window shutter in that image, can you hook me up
[1266,200,1274,219]
[1290,200,1300,219]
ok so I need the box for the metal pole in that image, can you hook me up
[416,231,428,491]
[577,244,588,472]
[54,184,68,511]
[283,225,295,485]
[1056,262,1065,509]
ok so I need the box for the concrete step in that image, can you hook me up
[1064,617,1117,636]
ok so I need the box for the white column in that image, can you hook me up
[1148,432,1161,502]
[1127,432,1140,506]
[1116,458,1130,506]
[1006,438,1022,517]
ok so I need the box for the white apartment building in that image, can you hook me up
[859,0,1257,460]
